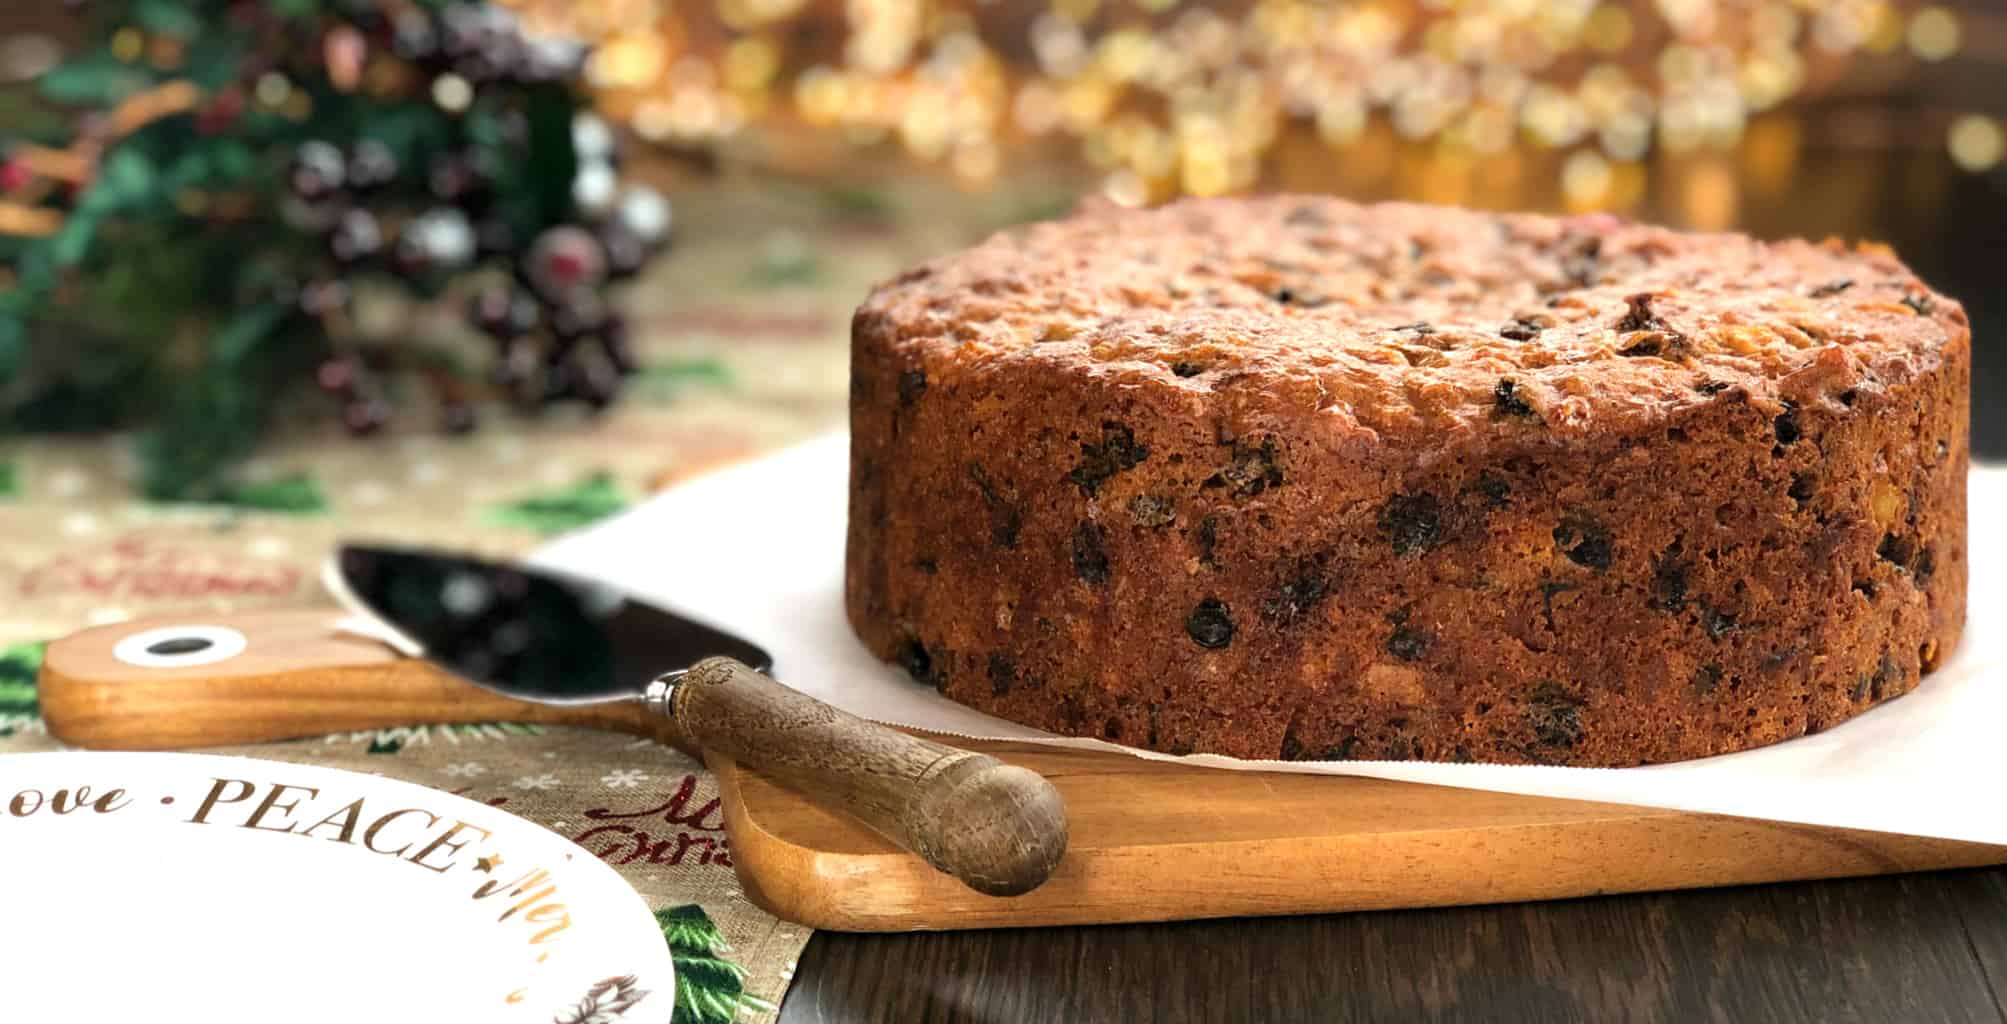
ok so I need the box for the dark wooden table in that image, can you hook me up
[781,868,2007,1022]
[781,290,2007,1021]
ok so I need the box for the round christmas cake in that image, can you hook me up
[843,197,1969,767]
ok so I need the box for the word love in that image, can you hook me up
[5,784,131,818]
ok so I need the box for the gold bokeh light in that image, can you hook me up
[498,0,1994,211]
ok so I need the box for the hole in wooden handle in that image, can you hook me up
[111,625,248,669]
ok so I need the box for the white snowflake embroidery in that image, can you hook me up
[443,762,485,778]
[513,773,561,791]
[601,768,648,789]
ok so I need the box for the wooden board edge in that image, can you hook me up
[712,755,2007,932]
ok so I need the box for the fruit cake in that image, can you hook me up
[843,197,1969,767]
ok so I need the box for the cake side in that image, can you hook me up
[843,197,1970,767]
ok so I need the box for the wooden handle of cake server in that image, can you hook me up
[660,657,1070,898]
[38,610,1067,896]
[34,609,681,750]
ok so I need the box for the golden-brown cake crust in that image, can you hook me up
[844,196,1970,767]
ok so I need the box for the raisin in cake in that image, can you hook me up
[844,197,1969,767]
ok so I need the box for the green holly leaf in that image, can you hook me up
[745,240,822,288]
[208,139,257,182]
[212,474,328,515]
[162,149,212,192]
[90,148,159,209]
[134,0,203,38]
[632,359,731,400]
[5,242,56,296]
[136,372,270,501]
[484,472,629,535]
[49,209,100,266]
[0,643,43,721]
[59,152,158,266]
[38,52,150,106]
[0,463,16,500]
[817,183,895,220]
[0,313,23,378]
[524,85,580,225]
[0,91,69,144]
[210,303,286,365]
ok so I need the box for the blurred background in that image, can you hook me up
[0,9,1994,1010]
[0,0,2000,638]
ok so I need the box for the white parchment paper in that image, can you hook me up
[535,434,2007,847]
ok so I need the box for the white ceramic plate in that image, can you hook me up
[0,751,673,1023]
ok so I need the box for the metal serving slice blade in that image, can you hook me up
[331,544,772,706]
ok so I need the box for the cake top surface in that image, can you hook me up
[857,196,1968,443]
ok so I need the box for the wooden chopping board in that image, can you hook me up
[710,737,2007,932]
[35,610,2004,933]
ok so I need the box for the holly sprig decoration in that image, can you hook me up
[0,0,673,500]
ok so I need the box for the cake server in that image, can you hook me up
[35,543,1067,897]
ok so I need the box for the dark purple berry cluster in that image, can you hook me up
[272,3,670,436]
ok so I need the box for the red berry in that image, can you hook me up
[0,158,29,193]
[541,360,576,403]
[343,398,391,436]
[576,360,620,410]
[346,140,398,193]
[466,284,540,338]
[550,291,607,341]
[468,286,512,336]
[289,141,347,202]
[195,88,246,135]
[599,317,635,374]
[475,218,514,257]
[299,279,351,319]
[440,401,478,435]
[316,358,358,394]
[549,250,586,285]
[524,225,606,298]
[329,209,382,264]
[602,226,647,281]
